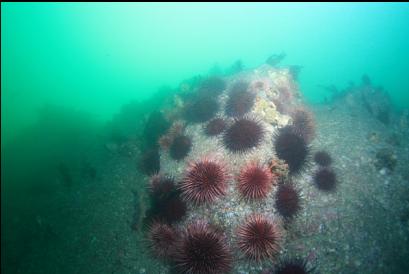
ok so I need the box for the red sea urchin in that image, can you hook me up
[204,118,227,136]
[180,158,229,206]
[173,220,232,274]
[274,126,309,174]
[275,183,302,220]
[170,135,192,160]
[313,167,337,192]
[236,214,282,261]
[225,81,256,117]
[147,221,178,261]
[223,118,265,153]
[237,162,275,201]
[314,150,332,167]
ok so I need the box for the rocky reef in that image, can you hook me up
[140,61,337,273]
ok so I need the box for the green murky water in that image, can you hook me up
[2,3,409,274]
[2,3,409,144]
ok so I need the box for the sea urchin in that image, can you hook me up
[274,126,309,174]
[314,151,332,167]
[225,81,256,117]
[173,220,232,274]
[180,158,229,206]
[204,118,227,136]
[237,162,275,201]
[170,135,192,160]
[147,221,178,261]
[145,175,187,224]
[223,118,264,153]
[273,257,315,274]
[236,214,282,261]
[313,167,337,192]
[275,183,302,220]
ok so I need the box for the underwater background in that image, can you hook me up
[2,3,409,274]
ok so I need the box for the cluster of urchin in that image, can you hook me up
[140,66,338,274]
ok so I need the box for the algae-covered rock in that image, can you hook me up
[254,96,290,126]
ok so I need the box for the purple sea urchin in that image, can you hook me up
[275,183,302,220]
[180,158,229,205]
[236,214,282,261]
[162,195,189,224]
[237,162,274,201]
[146,175,187,224]
[273,257,315,274]
[173,220,232,274]
[225,81,256,117]
[274,126,309,174]
[314,150,332,167]
[204,118,227,136]
[223,118,264,153]
[170,135,192,160]
[313,167,337,192]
